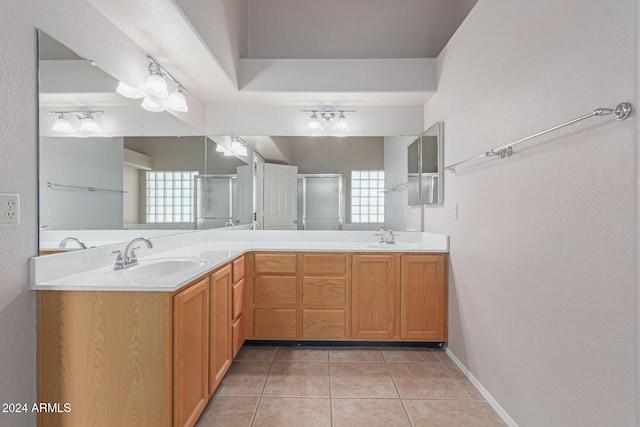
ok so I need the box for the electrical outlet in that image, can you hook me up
[0,193,20,225]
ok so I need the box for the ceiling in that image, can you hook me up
[88,0,478,108]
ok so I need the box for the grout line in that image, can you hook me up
[248,347,276,427]
[382,350,414,426]
[328,352,333,427]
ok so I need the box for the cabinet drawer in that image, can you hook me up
[302,277,346,307]
[254,309,296,339]
[232,278,245,320]
[254,253,297,274]
[254,276,296,306]
[302,254,346,275]
[302,309,346,339]
[232,256,245,282]
[232,316,245,358]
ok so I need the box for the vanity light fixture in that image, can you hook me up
[77,113,99,133]
[141,96,165,113]
[302,107,355,133]
[116,81,144,99]
[215,143,227,152]
[230,135,248,156]
[49,110,104,133]
[50,113,74,133]
[142,55,189,112]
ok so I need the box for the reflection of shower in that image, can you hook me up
[297,174,343,230]
[194,174,237,229]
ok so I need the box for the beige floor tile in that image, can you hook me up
[263,361,330,397]
[403,399,491,427]
[330,362,398,398]
[387,362,468,399]
[195,396,258,427]
[329,348,384,362]
[382,348,441,363]
[456,377,486,401]
[332,398,411,427]
[253,397,331,427]
[474,401,509,427]
[233,346,277,361]
[216,361,271,396]
[274,347,329,361]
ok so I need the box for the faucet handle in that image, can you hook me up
[111,250,125,270]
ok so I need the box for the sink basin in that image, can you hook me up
[124,257,210,279]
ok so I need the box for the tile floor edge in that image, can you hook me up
[445,347,519,427]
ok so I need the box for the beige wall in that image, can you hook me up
[423,0,638,425]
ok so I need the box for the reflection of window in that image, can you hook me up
[146,171,197,223]
[351,170,385,223]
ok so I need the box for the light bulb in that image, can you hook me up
[116,81,144,99]
[306,113,323,132]
[166,88,188,112]
[78,113,99,133]
[51,113,74,133]
[141,97,165,113]
[144,72,168,98]
[332,113,350,132]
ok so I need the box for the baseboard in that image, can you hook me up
[445,347,519,427]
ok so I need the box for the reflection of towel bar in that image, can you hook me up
[46,181,127,194]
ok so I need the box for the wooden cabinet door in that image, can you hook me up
[174,278,210,427]
[209,265,232,395]
[351,254,397,339]
[400,254,447,341]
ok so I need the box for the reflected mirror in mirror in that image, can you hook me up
[407,122,443,205]
[37,31,248,253]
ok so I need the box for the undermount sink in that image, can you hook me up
[123,257,210,279]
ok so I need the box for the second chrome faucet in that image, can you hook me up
[112,237,153,270]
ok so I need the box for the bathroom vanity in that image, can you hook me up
[33,231,448,427]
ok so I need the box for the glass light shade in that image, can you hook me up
[215,143,226,152]
[116,81,144,99]
[51,114,74,133]
[306,114,323,132]
[231,139,242,154]
[166,89,188,112]
[223,150,234,156]
[141,97,165,113]
[332,114,350,132]
[144,72,168,98]
[237,145,248,156]
[78,115,99,133]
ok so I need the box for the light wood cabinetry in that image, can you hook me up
[251,252,298,339]
[400,254,447,341]
[209,266,232,395]
[231,255,246,358]
[351,254,398,340]
[302,254,349,339]
[174,278,210,427]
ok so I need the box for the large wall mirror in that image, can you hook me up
[408,122,443,205]
[37,31,247,251]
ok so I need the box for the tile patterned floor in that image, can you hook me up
[196,346,508,427]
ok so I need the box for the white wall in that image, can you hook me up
[422,1,638,426]
[40,137,124,229]
[123,164,140,224]
[383,136,423,231]
[0,1,204,425]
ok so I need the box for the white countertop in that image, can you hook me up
[31,231,449,292]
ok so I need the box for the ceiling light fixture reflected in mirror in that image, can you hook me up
[77,113,100,133]
[51,113,74,133]
[116,81,144,99]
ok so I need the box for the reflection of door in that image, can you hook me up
[237,165,253,225]
[261,164,298,230]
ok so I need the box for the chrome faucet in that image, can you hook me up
[59,237,87,250]
[375,227,396,244]
[112,237,153,270]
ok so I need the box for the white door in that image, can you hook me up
[262,163,298,230]
[236,165,254,225]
